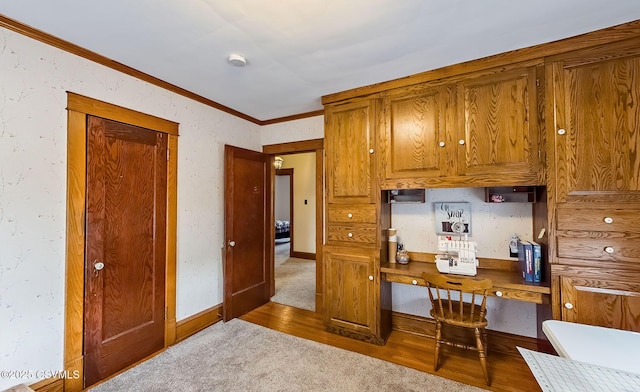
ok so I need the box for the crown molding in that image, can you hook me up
[0,13,323,125]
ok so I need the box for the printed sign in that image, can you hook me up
[434,202,471,235]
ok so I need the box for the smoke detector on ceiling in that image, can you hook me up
[228,53,247,67]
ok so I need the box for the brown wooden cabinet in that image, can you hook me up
[549,38,640,204]
[548,37,640,332]
[323,99,392,344]
[556,270,640,331]
[458,66,544,184]
[323,246,390,344]
[379,65,544,189]
[321,22,640,342]
[325,100,376,204]
[380,84,455,184]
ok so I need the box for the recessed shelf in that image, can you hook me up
[386,189,425,203]
[485,186,538,203]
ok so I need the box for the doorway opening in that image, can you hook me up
[263,139,323,313]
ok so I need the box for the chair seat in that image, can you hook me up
[430,301,488,329]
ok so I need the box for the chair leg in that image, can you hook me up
[475,327,490,386]
[434,321,442,371]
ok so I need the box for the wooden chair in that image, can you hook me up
[422,272,493,385]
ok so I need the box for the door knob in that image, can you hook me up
[94,261,105,271]
[229,240,236,247]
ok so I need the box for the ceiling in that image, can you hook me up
[2,1,640,122]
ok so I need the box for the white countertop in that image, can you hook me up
[542,320,640,375]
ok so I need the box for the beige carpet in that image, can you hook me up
[271,242,315,311]
[88,319,488,392]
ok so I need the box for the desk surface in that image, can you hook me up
[382,260,550,304]
[542,320,640,375]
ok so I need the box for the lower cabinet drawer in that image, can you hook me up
[557,206,640,233]
[327,225,377,245]
[557,235,640,264]
[328,204,377,224]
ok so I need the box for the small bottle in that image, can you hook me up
[510,235,519,258]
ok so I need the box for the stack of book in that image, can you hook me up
[517,240,542,284]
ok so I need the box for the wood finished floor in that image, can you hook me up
[241,302,541,392]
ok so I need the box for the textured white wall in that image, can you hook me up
[0,27,260,388]
[260,115,324,145]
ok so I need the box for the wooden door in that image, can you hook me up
[381,84,455,183]
[458,66,542,184]
[551,39,640,203]
[561,276,640,331]
[84,116,167,386]
[325,100,376,204]
[224,145,271,321]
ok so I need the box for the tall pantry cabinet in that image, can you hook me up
[547,37,640,331]
[323,99,392,345]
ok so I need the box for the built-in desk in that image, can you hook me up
[381,253,550,304]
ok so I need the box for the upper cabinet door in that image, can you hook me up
[380,84,456,185]
[551,39,640,203]
[325,100,376,204]
[458,66,543,184]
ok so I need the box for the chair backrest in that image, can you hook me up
[422,272,493,323]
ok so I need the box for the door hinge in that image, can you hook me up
[166,149,170,161]
[536,78,540,87]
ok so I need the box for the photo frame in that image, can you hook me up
[434,202,471,235]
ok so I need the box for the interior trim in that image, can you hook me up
[263,139,324,312]
[275,168,295,258]
[0,14,322,125]
[29,377,64,392]
[175,304,223,343]
[64,92,178,391]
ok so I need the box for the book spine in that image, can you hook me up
[525,242,533,283]
[517,240,528,280]
[532,242,542,284]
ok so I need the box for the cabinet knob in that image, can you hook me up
[558,128,566,135]
[604,246,615,254]
[603,217,614,224]
[347,213,353,219]
[458,139,465,145]
[94,260,105,271]
[412,280,418,285]
[439,141,445,147]
[369,275,374,281]
[564,302,573,309]
[347,232,353,238]
[495,291,503,297]
[369,148,374,154]
[229,240,236,247]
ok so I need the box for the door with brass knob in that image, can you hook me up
[84,116,167,387]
